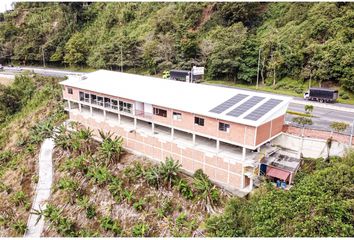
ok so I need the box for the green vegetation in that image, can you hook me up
[0,2,353,97]
[0,73,66,236]
[330,121,349,133]
[205,153,354,237]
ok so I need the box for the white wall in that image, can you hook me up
[272,133,349,159]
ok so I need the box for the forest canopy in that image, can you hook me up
[0,2,353,91]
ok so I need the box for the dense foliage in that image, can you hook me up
[205,154,354,237]
[0,2,353,91]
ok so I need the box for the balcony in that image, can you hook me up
[135,110,153,119]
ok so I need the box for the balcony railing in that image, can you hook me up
[135,110,153,119]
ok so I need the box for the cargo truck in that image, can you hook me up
[304,87,338,103]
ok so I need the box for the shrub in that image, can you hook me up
[0,150,14,165]
[99,216,122,236]
[159,157,181,189]
[133,198,146,212]
[108,177,123,202]
[86,165,112,186]
[132,223,149,237]
[10,191,28,207]
[57,177,79,192]
[11,219,27,235]
[176,179,194,200]
[341,93,349,100]
[144,166,160,189]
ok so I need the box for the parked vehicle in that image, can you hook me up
[304,87,338,103]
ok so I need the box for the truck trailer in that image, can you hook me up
[304,88,338,103]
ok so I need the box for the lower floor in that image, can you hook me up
[65,101,280,193]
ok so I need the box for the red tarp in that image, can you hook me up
[266,167,290,181]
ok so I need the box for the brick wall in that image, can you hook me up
[69,112,245,190]
[283,125,354,146]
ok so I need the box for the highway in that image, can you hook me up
[2,66,354,134]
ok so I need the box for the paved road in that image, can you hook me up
[3,66,354,133]
[24,138,54,238]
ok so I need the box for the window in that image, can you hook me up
[194,117,204,126]
[84,93,90,103]
[153,107,167,117]
[91,94,97,104]
[97,96,103,106]
[79,91,84,101]
[173,112,182,121]
[112,99,118,110]
[119,101,133,113]
[219,122,230,132]
[104,97,111,108]
[67,88,73,94]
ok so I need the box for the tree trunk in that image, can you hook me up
[261,56,265,85]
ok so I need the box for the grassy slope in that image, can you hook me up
[0,75,66,237]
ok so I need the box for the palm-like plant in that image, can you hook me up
[144,166,160,189]
[54,125,72,150]
[159,157,181,189]
[98,130,123,166]
[86,165,112,186]
[193,169,220,213]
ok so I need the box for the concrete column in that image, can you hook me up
[171,128,174,140]
[152,123,155,133]
[79,103,82,112]
[216,139,220,152]
[68,101,71,110]
[193,134,196,145]
[103,110,107,120]
[242,147,246,161]
[118,114,121,124]
[134,118,137,130]
[90,106,93,116]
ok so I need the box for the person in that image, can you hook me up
[276,179,281,188]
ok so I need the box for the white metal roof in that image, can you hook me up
[60,70,291,127]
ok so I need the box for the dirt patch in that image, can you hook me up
[0,77,14,86]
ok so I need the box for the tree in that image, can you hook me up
[98,130,123,166]
[159,157,181,189]
[64,32,88,66]
[304,104,314,115]
[193,169,220,213]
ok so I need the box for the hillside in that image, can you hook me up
[0,2,353,94]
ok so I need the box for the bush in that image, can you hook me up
[176,179,194,200]
[132,223,149,237]
[341,93,349,100]
[99,216,122,236]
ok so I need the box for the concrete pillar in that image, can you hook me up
[152,123,155,133]
[79,103,82,112]
[242,147,246,161]
[257,147,260,152]
[103,110,107,120]
[171,128,174,140]
[134,118,137,130]
[90,106,93,116]
[118,114,121,124]
[216,139,220,152]
[68,101,71,110]
[193,134,196,145]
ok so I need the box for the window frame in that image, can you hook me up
[67,87,73,94]
[194,116,205,126]
[119,101,133,113]
[219,122,230,132]
[173,112,182,121]
[153,107,167,118]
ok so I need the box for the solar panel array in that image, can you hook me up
[244,98,282,121]
[209,94,248,114]
[226,96,265,117]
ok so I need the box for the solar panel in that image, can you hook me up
[209,94,248,114]
[244,98,282,121]
[226,96,264,117]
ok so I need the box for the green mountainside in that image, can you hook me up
[0,2,353,92]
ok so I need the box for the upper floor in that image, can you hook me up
[60,70,291,149]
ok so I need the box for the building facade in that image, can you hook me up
[60,70,291,193]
